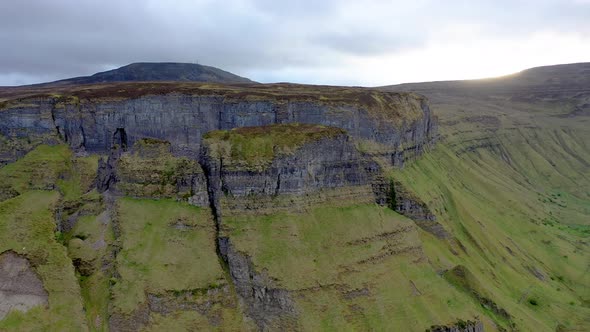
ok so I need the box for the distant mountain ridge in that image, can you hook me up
[43,62,255,86]
[382,62,590,94]
[381,62,590,116]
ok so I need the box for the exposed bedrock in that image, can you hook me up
[0,251,49,320]
[0,89,437,167]
[200,130,376,217]
[199,125,439,328]
[219,237,298,330]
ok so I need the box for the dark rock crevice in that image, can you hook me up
[96,150,120,193]
[113,128,128,151]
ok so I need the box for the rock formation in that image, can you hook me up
[0,251,49,320]
[0,82,437,167]
[0,81,442,331]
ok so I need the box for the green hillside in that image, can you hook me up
[0,63,588,331]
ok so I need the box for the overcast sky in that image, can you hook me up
[1,0,589,86]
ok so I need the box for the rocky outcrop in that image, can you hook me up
[201,127,375,216]
[0,251,49,320]
[96,138,209,206]
[108,304,151,332]
[0,84,438,168]
[218,238,298,330]
[200,125,381,328]
[373,178,448,238]
[427,320,484,332]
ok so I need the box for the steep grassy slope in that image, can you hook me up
[224,204,496,331]
[381,65,590,330]
[392,131,589,331]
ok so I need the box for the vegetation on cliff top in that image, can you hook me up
[203,123,346,170]
[0,81,426,125]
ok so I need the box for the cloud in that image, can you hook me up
[0,0,588,86]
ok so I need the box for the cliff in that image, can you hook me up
[0,82,437,167]
[201,124,375,217]
[0,82,447,331]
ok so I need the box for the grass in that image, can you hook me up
[392,127,590,331]
[116,139,202,198]
[111,197,225,314]
[224,204,492,331]
[68,214,114,332]
[0,144,72,197]
[0,191,87,331]
[203,123,345,170]
[58,155,100,202]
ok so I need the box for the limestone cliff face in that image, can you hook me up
[0,84,437,167]
[201,131,375,217]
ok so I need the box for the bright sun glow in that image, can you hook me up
[345,30,590,86]
[246,28,590,86]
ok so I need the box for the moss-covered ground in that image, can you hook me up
[203,123,345,170]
